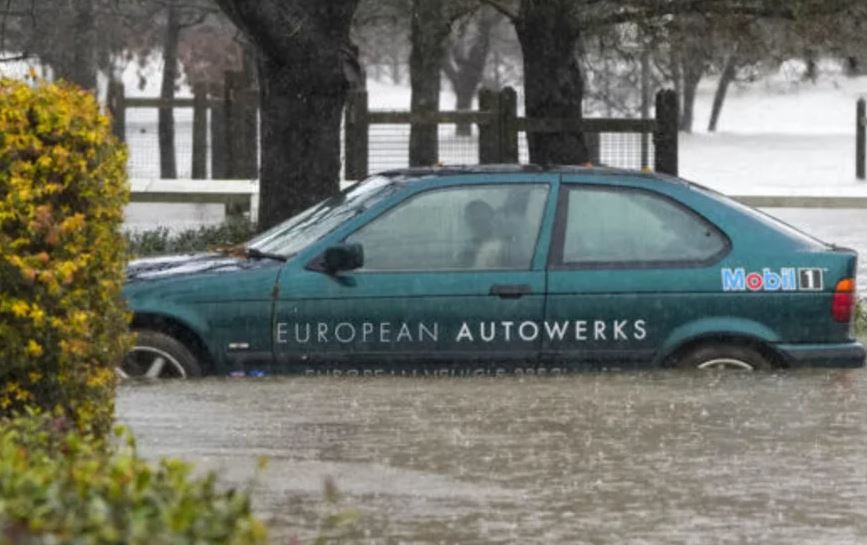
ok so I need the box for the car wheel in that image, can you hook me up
[120,330,203,379]
[672,343,772,371]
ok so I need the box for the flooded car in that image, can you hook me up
[121,165,865,378]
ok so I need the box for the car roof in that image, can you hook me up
[375,164,688,187]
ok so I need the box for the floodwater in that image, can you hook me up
[118,369,867,544]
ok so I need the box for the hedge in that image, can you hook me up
[126,218,256,258]
[0,413,267,545]
[0,79,131,436]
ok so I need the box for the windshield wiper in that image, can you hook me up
[245,247,288,262]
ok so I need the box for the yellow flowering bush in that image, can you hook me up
[0,79,131,436]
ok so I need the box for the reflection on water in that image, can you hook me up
[118,371,867,544]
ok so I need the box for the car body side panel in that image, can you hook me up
[275,270,546,368]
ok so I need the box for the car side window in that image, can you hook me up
[346,184,549,272]
[556,186,727,266]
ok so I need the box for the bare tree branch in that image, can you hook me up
[479,0,517,21]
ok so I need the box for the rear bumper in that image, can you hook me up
[775,341,866,369]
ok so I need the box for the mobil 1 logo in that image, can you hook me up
[798,268,824,291]
[721,267,825,292]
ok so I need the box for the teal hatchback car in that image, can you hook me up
[121,165,864,378]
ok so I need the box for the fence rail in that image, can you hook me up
[344,87,679,180]
[128,178,867,225]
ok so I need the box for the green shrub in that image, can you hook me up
[126,218,256,258]
[0,79,131,436]
[0,413,267,545]
[857,298,866,337]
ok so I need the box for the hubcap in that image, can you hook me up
[120,347,187,379]
[697,358,755,371]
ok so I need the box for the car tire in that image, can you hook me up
[672,342,773,371]
[120,329,203,379]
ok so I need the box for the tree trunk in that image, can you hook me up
[670,48,683,115]
[409,0,451,166]
[708,51,738,132]
[679,61,703,133]
[53,0,97,89]
[804,49,818,82]
[159,2,180,179]
[515,0,588,165]
[214,0,361,230]
[845,56,860,77]
[453,86,475,135]
[389,50,402,84]
[443,9,496,136]
[257,58,346,229]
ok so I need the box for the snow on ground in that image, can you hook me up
[681,133,855,190]
[681,65,866,191]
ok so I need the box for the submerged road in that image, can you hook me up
[118,369,867,544]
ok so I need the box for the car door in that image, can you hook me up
[542,178,731,369]
[273,176,556,375]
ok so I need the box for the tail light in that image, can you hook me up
[832,278,856,323]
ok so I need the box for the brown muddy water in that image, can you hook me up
[117,370,867,544]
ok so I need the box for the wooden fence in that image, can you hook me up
[344,87,679,180]
[107,72,258,180]
[108,77,677,181]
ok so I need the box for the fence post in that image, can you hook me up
[344,89,369,180]
[640,49,651,170]
[498,87,519,163]
[191,83,208,179]
[107,81,125,142]
[240,88,259,178]
[224,72,240,178]
[225,71,258,179]
[654,89,679,176]
[857,98,865,181]
[210,84,227,179]
[478,89,500,163]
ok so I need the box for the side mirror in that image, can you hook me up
[322,243,364,273]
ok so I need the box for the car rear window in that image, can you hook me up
[553,185,729,267]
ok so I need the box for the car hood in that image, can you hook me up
[126,252,282,282]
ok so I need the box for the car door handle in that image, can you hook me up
[490,284,532,299]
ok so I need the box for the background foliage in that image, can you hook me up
[126,218,255,258]
[0,78,131,436]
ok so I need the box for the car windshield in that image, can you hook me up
[245,175,399,258]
